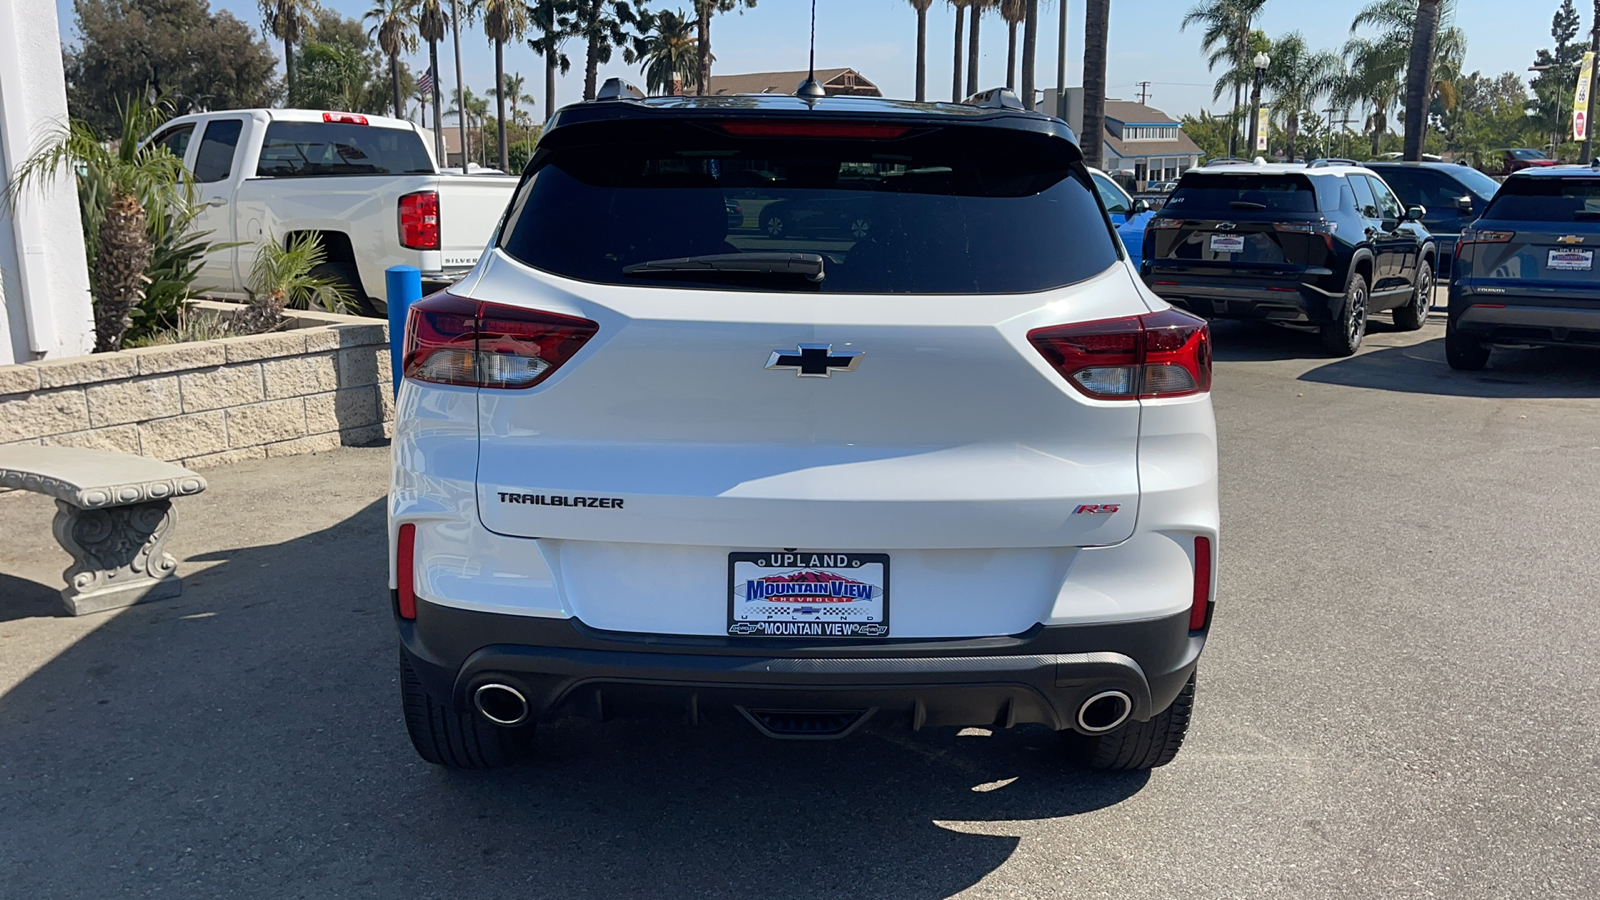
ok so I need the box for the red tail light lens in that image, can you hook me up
[403,292,598,389]
[1028,308,1211,400]
[322,112,369,125]
[396,522,417,620]
[1190,535,1213,631]
[399,190,440,250]
[1150,217,1184,230]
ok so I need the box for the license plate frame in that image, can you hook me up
[1547,249,1593,271]
[1210,234,1246,254]
[727,551,890,639]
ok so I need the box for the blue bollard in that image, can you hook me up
[385,265,423,397]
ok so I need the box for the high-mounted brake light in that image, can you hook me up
[403,292,598,389]
[1190,535,1213,631]
[1028,308,1211,400]
[399,191,440,250]
[322,112,369,125]
[718,121,912,140]
[396,523,417,620]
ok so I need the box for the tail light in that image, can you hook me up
[1190,535,1213,631]
[399,190,440,250]
[1150,217,1184,229]
[1028,308,1211,400]
[1458,229,1513,246]
[1274,220,1337,250]
[403,292,598,389]
[396,522,417,620]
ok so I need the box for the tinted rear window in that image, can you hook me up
[497,120,1118,294]
[255,121,434,177]
[1483,177,1600,222]
[1165,173,1322,214]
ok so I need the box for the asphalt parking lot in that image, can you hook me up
[3,299,1598,899]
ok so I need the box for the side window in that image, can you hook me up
[149,124,195,163]
[193,119,244,184]
[1349,174,1379,219]
[1367,176,1403,221]
[1092,173,1130,215]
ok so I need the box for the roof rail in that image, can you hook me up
[595,78,646,101]
[963,86,1025,111]
[1202,157,1251,167]
[1308,158,1360,168]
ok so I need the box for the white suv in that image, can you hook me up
[390,85,1219,770]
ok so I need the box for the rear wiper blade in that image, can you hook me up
[1229,200,1268,210]
[622,252,825,283]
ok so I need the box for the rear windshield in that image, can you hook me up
[497,120,1119,294]
[1164,173,1324,214]
[1482,177,1600,222]
[255,121,434,177]
[1510,149,1548,161]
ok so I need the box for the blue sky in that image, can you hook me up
[56,0,1562,120]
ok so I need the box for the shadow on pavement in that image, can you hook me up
[0,572,60,622]
[0,498,1145,898]
[1300,338,1600,399]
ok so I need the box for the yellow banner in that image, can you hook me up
[1256,107,1269,153]
[1574,51,1594,141]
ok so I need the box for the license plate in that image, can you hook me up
[728,551,889,638]
[1210,234,1245,254]
[1547,249,1593,271]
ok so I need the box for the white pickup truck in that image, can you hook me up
[146,109,518,314]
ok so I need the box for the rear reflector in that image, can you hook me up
[1028,308,1212,401]
[396,523,417,620]
[1190,535,1212,631]
[399,190,440,250]
[403,292,598,389]
[718,121,912,140]
[323,112,369,125]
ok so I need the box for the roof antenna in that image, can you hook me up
[795,0,826,98]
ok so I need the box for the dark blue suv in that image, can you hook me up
[1446,164,1600,370]
[1364,161,1501,276]
[1143,164,1437,356]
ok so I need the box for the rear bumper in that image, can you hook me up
[1143,269,1342,324]
[1452,299,1600,346]
[398,597,1207,734]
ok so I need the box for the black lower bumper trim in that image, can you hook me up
[398,598,1205,735]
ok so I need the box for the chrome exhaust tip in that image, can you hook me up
[1076,690,1133,734]
[473,683,530,727]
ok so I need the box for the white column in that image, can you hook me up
[0,0,94,364]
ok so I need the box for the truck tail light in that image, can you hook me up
[1028,308,1211,400]
[399,190,440,250]
[403,292,598,389]
[396,523,417,620]
[1190,535,1213,631]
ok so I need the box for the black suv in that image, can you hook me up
[1365,161,1501,275]
[1142,164,1438,356]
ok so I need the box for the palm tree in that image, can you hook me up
[950,0,968,101]
[365,0,417,119]
[1402,0,1442,160]
[1182,0,1268,157]
[1265,33,1342,162]
[1082,0,1109,168]
[6,98,190,352]
[412,82,431,125]
[1339,35,1407,158]
[692,0,756,95]
[416,0,448,161]
[1021,0,1039,109]
[260,0,322,102]
[999,0,1025,90]
[629,9,699,95]
[529,0,575,118]
[908,0,933,101]
[502,71,529,123]
[967,0,993,98]
[473,0,529,172]
[574,0,645,100]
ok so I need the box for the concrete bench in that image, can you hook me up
[0,446,206,615]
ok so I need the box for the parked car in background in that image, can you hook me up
[391,85,1217,772]
[758,193,874,239]
[725,198,745,228]
[1446,164,1600,370]
[1365,161,1501,275]
[1485,148,1561,178]
[1142,163,1438,356]
[145,108,518,314]
[1089,167,1157,269]
[1147,181,1179,194]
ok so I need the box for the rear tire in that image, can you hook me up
[311,260,380,318]
[1066,674,1195,771]
[1320,272,1369,357]
[400,650,531,769]
[1393,260,1433,331]
[1445,315,1491,371]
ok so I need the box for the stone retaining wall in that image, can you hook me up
[0,307,393,469]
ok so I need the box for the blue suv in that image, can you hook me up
[1446,164,1600,370]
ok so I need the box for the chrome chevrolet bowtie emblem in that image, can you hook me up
[1558,235,1586,244]
[765,344,864,377]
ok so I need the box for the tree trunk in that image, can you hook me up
[1055,0,1069,115]
[952,7,964,102]
[697,3,712,95]
[545,49,556,119]
[495,41,508,171]
[967,4,981,98]
[94,191,150,353]
[1403,0,1441,161]
[1021,0,1038,110]
[452,0,468,170]
[285,35,296,102]
[1371,107,1384,159]
[585,33,600,100]
[1081,0,1108,167]
[1007,22,1018,91]
[1286,112,1299,163]
[430,40,444,163]
[915,8,927,102]
[391,54,403,119]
